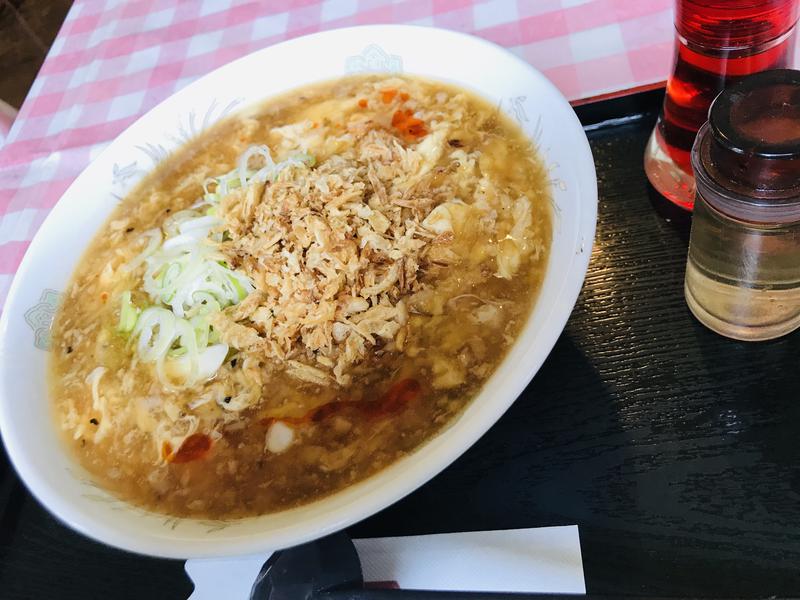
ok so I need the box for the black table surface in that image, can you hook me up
[2,89,799,599]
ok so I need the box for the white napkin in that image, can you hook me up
[186,525,585,599]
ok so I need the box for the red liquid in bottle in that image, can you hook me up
[645,0,798,210]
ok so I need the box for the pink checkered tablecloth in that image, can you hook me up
[0,0,684,309]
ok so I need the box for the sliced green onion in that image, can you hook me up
[296,152,316,167]
[229,275,247,301]
[190,314,211,348]
[117,291,140,333]
[121,144,293,386]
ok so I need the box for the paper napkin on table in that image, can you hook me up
[186,525,585,599]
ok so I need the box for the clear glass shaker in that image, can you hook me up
[685,69,800,341]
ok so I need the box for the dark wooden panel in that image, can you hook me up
[0,0,72,108]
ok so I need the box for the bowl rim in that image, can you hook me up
[0,24,597,558]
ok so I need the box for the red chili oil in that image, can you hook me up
[645,0,798,210]
[260,378,422,429]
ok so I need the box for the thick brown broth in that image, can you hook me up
[49,75,551,519]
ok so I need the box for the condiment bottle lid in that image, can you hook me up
[692,69,800,224]
[707,69,800,197]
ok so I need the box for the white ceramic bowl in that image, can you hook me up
[0,25,596,558]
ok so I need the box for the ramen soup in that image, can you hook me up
[49,75,552,519]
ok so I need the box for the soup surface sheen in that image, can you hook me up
[50,75,551,519]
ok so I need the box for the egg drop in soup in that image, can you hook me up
[49,75,552,519]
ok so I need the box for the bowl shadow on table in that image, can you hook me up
[0,446,28,546]
[0,468,192,599]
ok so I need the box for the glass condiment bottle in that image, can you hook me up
[685,69,800,341]
[644,0,799,211]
